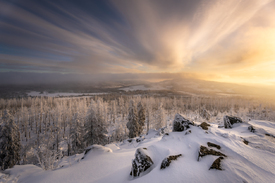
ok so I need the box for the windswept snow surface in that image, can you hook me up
[3,120,275,183]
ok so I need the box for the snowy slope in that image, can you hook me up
[2,120,275,183]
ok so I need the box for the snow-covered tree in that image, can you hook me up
[0,110,21,170]
[137,102,145,136]
[126,100,139,138]
[155,103,166,130]
[85,100,108,146]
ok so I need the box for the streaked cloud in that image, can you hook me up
[0,0,274,85]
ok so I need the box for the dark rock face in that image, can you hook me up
[198,146,226,161]
[160,154,182,169]
[207,142,221,150]
[248,125,255,133]
[200,122,210,130]
[223,115,243,128]
[130,148,153,177]
[209,157,224,170]
[172,114,194,132]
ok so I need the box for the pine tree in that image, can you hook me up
[85,100,108,146]
[137,102,145,136]
[0,110,21,170]
[155,103,166,130]
[126,100,139,138]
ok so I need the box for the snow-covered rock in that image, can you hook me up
[172,114,194,132]
[130,148,153,177]
[160,154,182,169]
[223,115,243,128]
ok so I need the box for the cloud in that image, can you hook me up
[0,0,274,85]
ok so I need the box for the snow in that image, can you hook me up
[2,120,275,183]
[120,85,166,91]
[27,91,107,97]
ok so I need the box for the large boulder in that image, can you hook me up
[172,114,194,132]
[160,154,182,169]
[223,115,243,128]
[130,148,153,177]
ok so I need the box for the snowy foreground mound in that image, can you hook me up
[2,120,275,183]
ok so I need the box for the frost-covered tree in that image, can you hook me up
[71,113,85,154]
[137,102,145,136]
[85,100,108,146]
[126,100,139,138]
[0,110,21,170]
[155,103,166,130]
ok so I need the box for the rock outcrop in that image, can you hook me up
[130,148,153,177]
[207,142,221,150]
[248,125,255,133]
[160,154,182,169]
[200,122,210,130]
[223,115,243,128]
[172,114,194,132]
[198,145,226,161]
[209,157,224,170]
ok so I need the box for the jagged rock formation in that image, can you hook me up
[207,142,221,150]
[223,116,243,128]
[160,154,182,169]
[209,157,224,170]
[172,114,194,132]
[130,148,153,177]
[198,145,226,161]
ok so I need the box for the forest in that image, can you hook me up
[0,94,275,170]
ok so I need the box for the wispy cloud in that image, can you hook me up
[0,0,274,85]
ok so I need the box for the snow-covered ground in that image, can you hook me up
[28,91,107,97]
[1,120,275,183]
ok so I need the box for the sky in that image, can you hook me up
[0,0,275,86]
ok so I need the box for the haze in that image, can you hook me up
[1,0,275,87]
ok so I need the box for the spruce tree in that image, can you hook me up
[0,110,21,170]
[126,100,139,138]
[137,102,145,136]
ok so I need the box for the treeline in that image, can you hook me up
[0,94,275,170]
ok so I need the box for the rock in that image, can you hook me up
[223,115,243,128]
[198,145,226,161]
[82,145,112,159]
[172,114,194,132]
[265,133,275,138]
[130,148,153,177]
[200,122,210,130]
[185,130,192,135]
[136,136,144,143]
[207,142,221,150]
[248,125,255,133]
[160,154,182,169]
[243,139,249,145]
[218,125,224,128]
[127,139,133,143]
[209,157,224,170]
